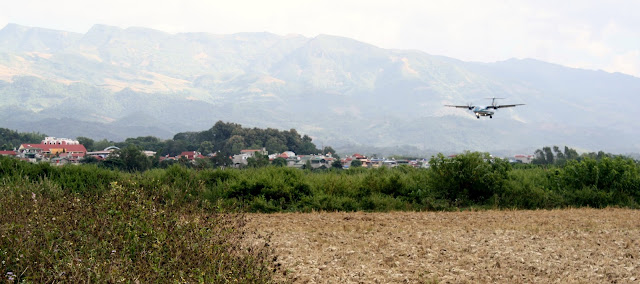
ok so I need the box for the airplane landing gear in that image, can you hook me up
[490,115,493,119]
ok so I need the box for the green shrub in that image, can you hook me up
[0,177,275,283]
[428,152,511,205]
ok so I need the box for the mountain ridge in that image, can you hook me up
[1,23,639,154]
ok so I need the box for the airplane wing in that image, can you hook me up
[487,104,525,109]
[445,105,474,109]
[495,104,525,109]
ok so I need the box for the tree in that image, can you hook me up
[198,141,214,155]
[109,145,151,172]
[331,159,343,169]
[265,137,287,154]
[543,147,554,165]
[210,152,233,168]
[225,135,246,155]
[564,146,579,160]
[161,139,187,156]
[120,136,164,152]
[272,157,287,167]
[77,136,95,151]
[322,146,338,158]
[81,155,99,164]
[350,159,363,168]
[303,159,313,170]
[428,151,511,205]
[93,139,115,152]
[193,158,212,170]
[247,154,270,168]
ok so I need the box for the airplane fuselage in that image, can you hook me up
[473,107,495,118]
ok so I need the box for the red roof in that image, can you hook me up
[20,144,87,153]
[0,150,16,156]
[241,149,262,153]
[277,153,289,158]
[178,151,206,160]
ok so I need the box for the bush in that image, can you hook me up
[0,176,275,283]
[428,152,511,205]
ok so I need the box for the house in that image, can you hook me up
[178,151,206,160]
[269,151,296,161]
[240,148,268,156]
[19,139,87,161]
[514,154,534,164]
[232,148,269,168]
[143,150,157,157]
[0,150,17,157]
[343,153,371,168]
[291,155,332,169]
[51,152,85,165]
[41,137,80,145]
[232,153,252,167]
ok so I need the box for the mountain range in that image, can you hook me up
[1,23,639,156]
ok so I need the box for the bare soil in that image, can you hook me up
[246,208,640,283]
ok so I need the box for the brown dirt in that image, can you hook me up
[246,208,640,283]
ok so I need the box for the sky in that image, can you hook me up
[2,0,639,77]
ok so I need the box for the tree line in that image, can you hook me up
[2,150,638,212]
[532,145,622,165]
[0,128,45,150]
[78,121,337,158]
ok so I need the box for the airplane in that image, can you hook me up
[445,97,524,119]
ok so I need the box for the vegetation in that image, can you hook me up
[2,148,638,214]
[0,158,275,283]
[77,121,335,158]
[0,128,45,150]
[2,145,639,281]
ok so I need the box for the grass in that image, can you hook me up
[0,178,277,283]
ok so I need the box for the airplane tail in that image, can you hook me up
[485,97,506,107]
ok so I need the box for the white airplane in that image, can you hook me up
[445,97,524,119]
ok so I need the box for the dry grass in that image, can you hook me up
[247,208,640,283]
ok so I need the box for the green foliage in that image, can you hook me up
[428,152,511,205]
[107,144,152,172]
[322,146,339,158]
[272,157,287,167]
[1,147,638,216]
[210,153,233,168]
[0,127,45,150]
[92,138,117,152]
[76,136,94,151]
[117,136,165,153]
[556,156,640,207]
[0,173,274,283]
[226,167,312,210]
[350,159,363,168]
[169,121,323,156]
[247,154,270,168]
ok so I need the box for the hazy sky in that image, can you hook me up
[2,0,639,77]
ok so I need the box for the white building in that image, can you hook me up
[42,137,80,145]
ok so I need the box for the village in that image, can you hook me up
[0,136,534,169]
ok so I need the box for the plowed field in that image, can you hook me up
[247,208,639,283]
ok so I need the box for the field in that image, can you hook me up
[247,208,640,283]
